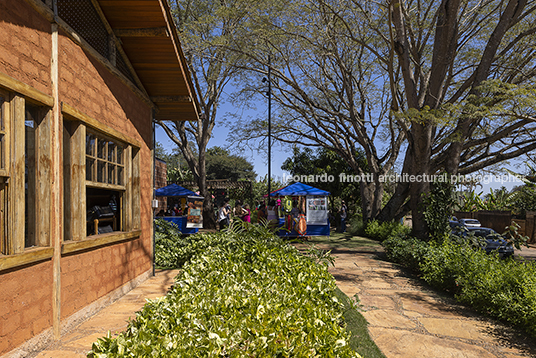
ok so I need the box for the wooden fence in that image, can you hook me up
[454,211,536,244]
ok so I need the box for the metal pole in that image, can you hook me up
[152,115,156,277]
[267,54,272,198]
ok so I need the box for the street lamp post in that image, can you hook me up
[263,55,272,199]
[267,54,272,199]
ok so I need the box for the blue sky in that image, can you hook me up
[155,97,526,194]
[155,109,291,182]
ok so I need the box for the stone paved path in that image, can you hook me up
[322,244,536,358]
[27,269,180,358]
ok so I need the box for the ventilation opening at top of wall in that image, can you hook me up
[56,0,140,89]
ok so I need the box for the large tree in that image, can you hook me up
[228,0,536,238]
[205,146,256,181]
[157,0,250,228]
[281,147,362,203]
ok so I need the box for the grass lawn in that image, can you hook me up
[335,288,387,358]
[298,231,383,251]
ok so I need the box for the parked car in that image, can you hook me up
[449,220,462,228]
[458,218,481,227]
[454,226,514,258]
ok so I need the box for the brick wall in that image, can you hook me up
[0,0,154,355]
[0,0,52,95]
[155,158,168,211]
[61,238,151,319]
[0,262,53,354]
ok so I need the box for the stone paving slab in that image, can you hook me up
[325,245,536,358]
[26,242,536,358]
[27,269,180,358]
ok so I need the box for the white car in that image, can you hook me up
[459,218,481,227]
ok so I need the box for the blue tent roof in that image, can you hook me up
[154,184,199,197]
[270,182,330,196]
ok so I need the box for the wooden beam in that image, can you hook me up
[23,0,153,107]
[61,230,141,255]
[11,96,25,254]
[0,247,54,272]
[61,102,141,148]
[64,122,86,241]
[114,27,168,37]
[158,0,201,120]
[36,109,51,247]
[0,72,54,107]
[89,0,150,101]
[51,22,62,340]
[150,96,191,103]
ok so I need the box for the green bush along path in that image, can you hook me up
[296,234,536,358]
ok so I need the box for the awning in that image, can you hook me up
[155,183,200,197]
[270,182,331,196]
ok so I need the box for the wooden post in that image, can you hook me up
[64,122,86,241]
[11,96,25,254]
[51,22,62,340]
[36,109,52,247]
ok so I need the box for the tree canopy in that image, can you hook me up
[205,146,256,181]
[224,0,536,238]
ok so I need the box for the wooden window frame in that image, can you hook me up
[0,89,10,255]
[0,90,51,257]
[62,104,141,242]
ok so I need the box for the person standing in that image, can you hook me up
[218,200,230,230]
[339,200,348,233]
[266,199,278,228]
[257,202,267,223]
[242,204,251,223]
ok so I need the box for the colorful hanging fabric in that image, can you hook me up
[282,196,293,214]
[295,214,307,236]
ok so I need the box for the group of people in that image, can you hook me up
[217,198,348,233]
[156,205,182,217]
[217,199,252,230]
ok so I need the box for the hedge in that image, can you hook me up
[89,225,362,357]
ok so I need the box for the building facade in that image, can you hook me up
[0,0,198,355]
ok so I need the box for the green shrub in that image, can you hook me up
[420,239,480,293]
[382,235,429,272]
[421,239,536,336]
[364,220,410,242]
[347,216,366,236]
[381,230,536,338]
[89,227,362,357]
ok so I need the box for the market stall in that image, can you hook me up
[154,184,204,234]
[269,182,330,237]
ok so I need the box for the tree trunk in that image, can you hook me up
[377,180,410,222]
[408,123,433,240]
[197,147,216,229]
[360,177,384,223]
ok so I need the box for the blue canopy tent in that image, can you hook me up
[154,184,201,234]
[270,182,330,237]
[270,182,330,197]
[155,183,199,197]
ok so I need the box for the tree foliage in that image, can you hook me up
[281,147,361,205]
[205,146,256,181]
[223,0,536,238]
[157,0,252,228]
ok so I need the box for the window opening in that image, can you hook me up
[25,104,40,248]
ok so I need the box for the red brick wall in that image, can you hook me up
[0,262,53,354]
[0,0,52,95]
[60,238,151,319]
[0,0,154,355]
[155,159,168,210]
